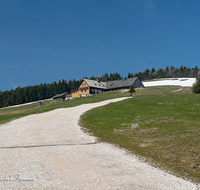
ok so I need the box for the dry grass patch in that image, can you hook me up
[139,143,152,147]
[179,79,188,81]
[136,88,163,96]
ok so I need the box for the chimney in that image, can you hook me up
[125,77,127,80]
[97,78,99,82]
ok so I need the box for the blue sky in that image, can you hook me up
[1,0,200,92]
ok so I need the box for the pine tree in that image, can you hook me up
[192,76,200,93]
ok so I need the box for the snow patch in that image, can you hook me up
[143,78,196,87]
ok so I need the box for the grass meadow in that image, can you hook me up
[80,86,200,182]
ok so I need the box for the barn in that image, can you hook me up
[52,92,70,101]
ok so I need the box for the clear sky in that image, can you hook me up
[1,0,200,92]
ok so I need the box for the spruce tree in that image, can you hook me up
[192,76,200,93]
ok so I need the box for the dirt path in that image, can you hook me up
[0,97,198,190]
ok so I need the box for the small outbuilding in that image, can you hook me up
[52,92,71,101]
[37,101,42,107]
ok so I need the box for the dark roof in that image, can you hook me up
[52,92,69,99]
[83,78,138,90]
[106,77,138,89]
[70,89,78,93]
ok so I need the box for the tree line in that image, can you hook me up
[0,72,122,108]
[0,79,79,108]
[0,66,199,108]
[128,65,200,81]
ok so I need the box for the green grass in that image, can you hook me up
[0,90,130,125]
[80,89,200,183]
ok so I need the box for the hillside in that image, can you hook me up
[1,84,199,183]
[80,86,200,183]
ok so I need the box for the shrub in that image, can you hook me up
[129,86,135,96]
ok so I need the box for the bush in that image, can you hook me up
[129,86,135,96]
[192,76,200,93]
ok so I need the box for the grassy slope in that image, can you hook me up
[0,90,129,125]
[80,86,200,183]
[1,85,198,182]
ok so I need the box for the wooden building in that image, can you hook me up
[52,92,70,100]
[70,80,92,98]
[71,77,144,98]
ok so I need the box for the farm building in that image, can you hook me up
[52,92,71,100]
[71,77,144,98]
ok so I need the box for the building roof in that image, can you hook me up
[71,89,78,93]
[71,77,142,93]
[52,92,69,99]
[106,77,138,89]
[84,79,106,89]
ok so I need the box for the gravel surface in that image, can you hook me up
[0,97,199,190]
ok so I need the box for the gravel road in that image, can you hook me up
[0,97,198,190]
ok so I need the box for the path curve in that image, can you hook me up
[0,97,198,189]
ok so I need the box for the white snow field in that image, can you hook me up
[142,78,196,87]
